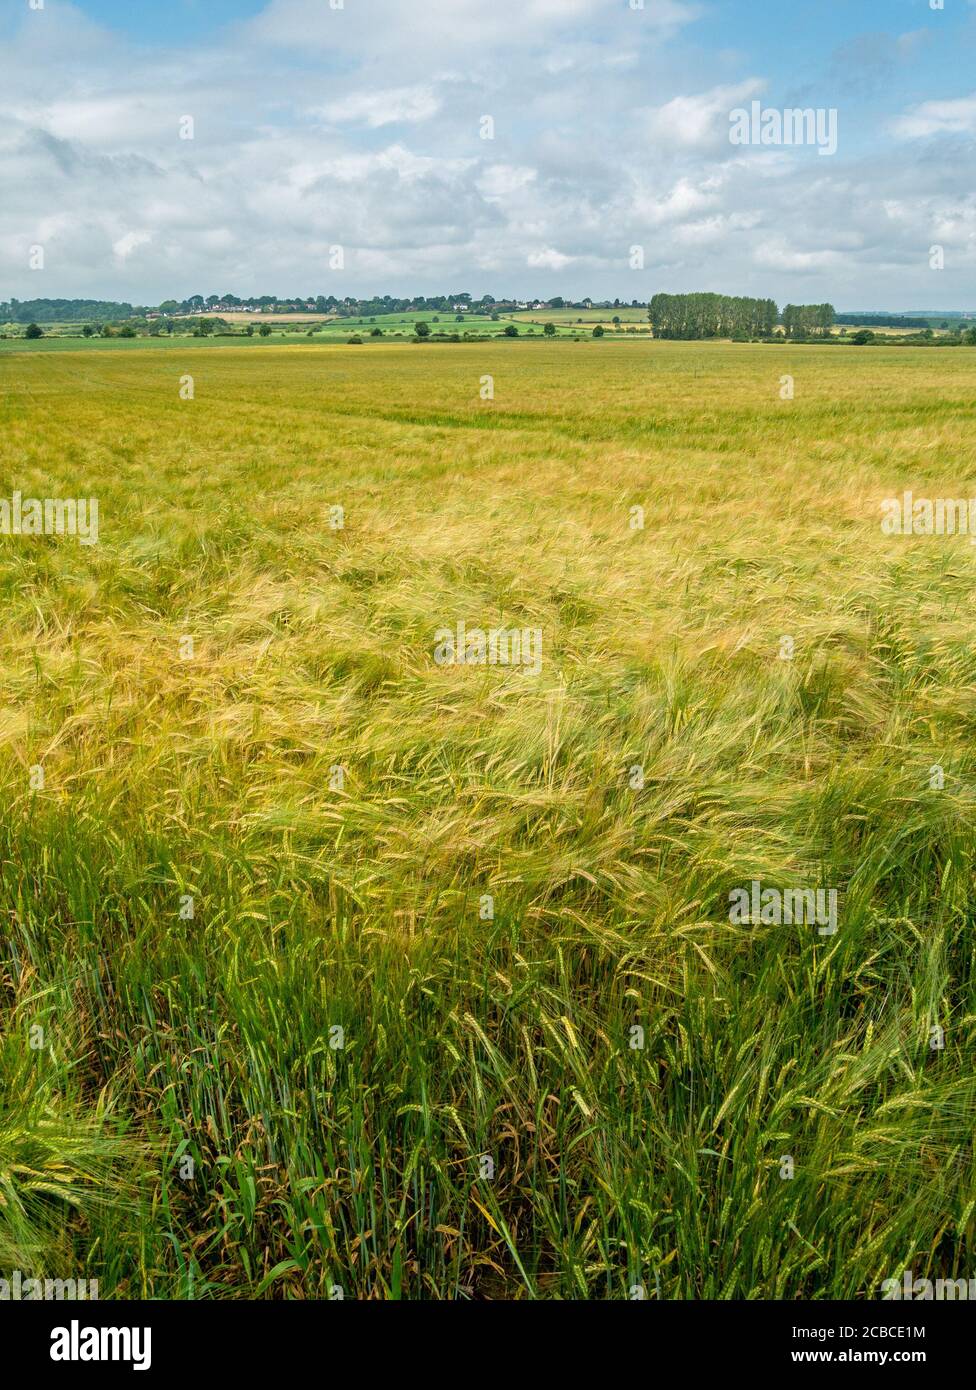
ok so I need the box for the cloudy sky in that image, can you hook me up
[2,0,975,308]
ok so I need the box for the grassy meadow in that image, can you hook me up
[2,337,976,1299]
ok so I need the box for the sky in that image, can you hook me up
[1,0,975,309]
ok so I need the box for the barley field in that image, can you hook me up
[2,338,976,1299]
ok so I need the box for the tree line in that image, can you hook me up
[0,297,138,323]
[835,313,930,329]
[781,303,836,337]
[648,293,779,340]
[647,294,838,340]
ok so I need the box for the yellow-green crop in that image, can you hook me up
[1,338,975,1298]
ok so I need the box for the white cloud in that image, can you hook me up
[892,93,976,138]
[633,175,724,226]
[313,85,442,129]
[527,247,575,270]
[112,230,152,262]
[478,165,538,199]
[643,80,763,152]
[752,239,845,273]
[245,0,700,54]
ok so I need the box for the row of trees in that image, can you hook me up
[835,313,924,328]
[782,303,835,337]
[0,297,138,323]
[648,294,838,340]
[648,293,779,340]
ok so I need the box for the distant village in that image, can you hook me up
[143,293,612,320]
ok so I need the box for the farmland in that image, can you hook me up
[2,337,976,1299]
[3,308,962,349]
[0,307,650,344]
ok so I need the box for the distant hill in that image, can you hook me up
[840,309,975,320]
[837,310,976,329]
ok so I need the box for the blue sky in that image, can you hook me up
[41,0,268,43]
[2,0,975,307]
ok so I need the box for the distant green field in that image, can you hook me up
[325,311,582,336]
[0,315,592,349]
[0,309,636,345]
[512,307,649,326]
